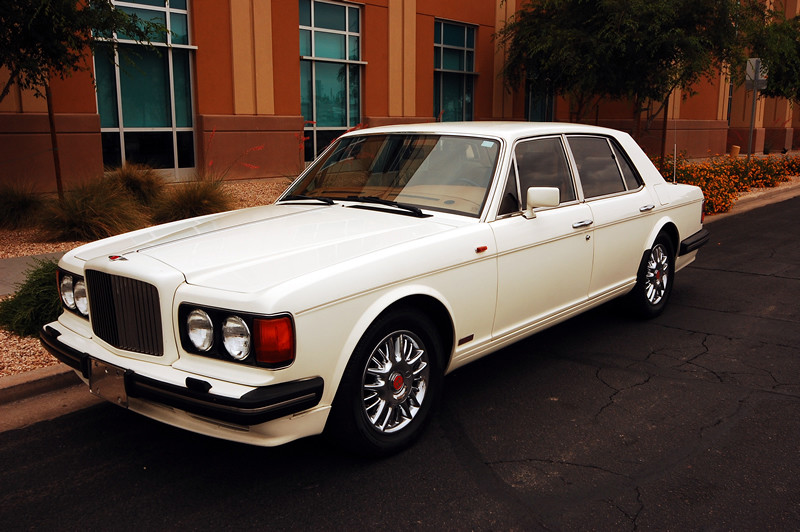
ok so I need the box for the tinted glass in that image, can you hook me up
[349,65,359,126]
[314,62,346,127]
[314,2,346,31]
[124,131,174,168]
[348,7,359,32]
[299,0,311,26]
[172,49,192,127]
[611,141,642,190]
[442,23,464,47]
[315,31,345,59]
[119,45,171,128]
[119,7,166,42]
[94,45,118,128]
[170,13,188,44]
[300,60,313,121]
[568,136,626,198]
[515,138,576,203]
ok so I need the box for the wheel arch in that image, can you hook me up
[645,218,679,257]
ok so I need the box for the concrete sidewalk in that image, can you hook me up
[1,176,800,410]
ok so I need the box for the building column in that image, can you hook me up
[388,0,416,118]
[492,0,514,119]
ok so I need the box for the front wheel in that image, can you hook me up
[327,308,443,457]
[629,234,675,319]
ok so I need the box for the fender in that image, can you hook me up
[643,215,679,253]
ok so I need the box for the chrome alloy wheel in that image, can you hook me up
[361,330,430,434]
[645,244,670,305]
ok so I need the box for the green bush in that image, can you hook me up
[106,163,166,207]
[0,258,61,337]
[151,173,232,224]
[41,176,148,241]
[0,182,49,230]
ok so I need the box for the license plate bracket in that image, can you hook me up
[89,359,129,408]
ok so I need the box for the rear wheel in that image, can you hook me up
[328,307,443,456]
[630,234,674,319]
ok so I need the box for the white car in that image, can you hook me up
[42,122,708,455]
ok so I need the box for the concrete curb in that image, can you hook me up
[0,363,82,406]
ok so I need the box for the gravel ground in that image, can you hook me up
[0,179,290,378]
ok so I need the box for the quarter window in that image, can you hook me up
[434,21,476,122]
[94,0,195,177]
[300,0,362,162]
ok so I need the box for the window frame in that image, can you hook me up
[94,0,197,178]
[566,135,644,201]
[434,19,478,122]
[300,0,365,161]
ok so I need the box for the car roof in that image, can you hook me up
[342,121,629,143]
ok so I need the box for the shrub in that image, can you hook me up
[0,258,61,337]
[151,172,233,224]
[41,176,148,241]
[0,182,49,230]
[106,163,166,207]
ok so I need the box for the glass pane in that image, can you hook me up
[348,7,359,33]
[315,129,345,156]
[124,131,175,168]
[612,142,643,189]
[568,136,626,198]
[170,13,188,44]
[304,133,314,162]
[314,2,346,31]
[442,23,464,47]
[466,27,475,49]
[349,65,359,127]
[300,60,313,121]
[119,7,167,43]
[315,62,346,127]
[129,0,165,6]
[516,138,576,202]
[465,75,473,121]
[101,132,122,168]
[119,45,171,127]
[172,49,192,127]
[177,131,195,168]
[443,48,464,71]
[434,48,441,69]
[315,31,345,59]
[300,29,311,55]
[299,0,311,26]
[466,51,474,72]
[94,44,119,128]
[441,72,464,122]
[434,22,441,44]
[170,0,187,9]
[348,35,359,61]
[434,72,441,120]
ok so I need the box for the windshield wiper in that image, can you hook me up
[280,194,335,205]
[345,196,429,217]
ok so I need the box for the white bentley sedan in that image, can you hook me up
[42,122,708,455]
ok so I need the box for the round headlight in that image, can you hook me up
[60,274,75,309]
[186,309,214,351]
[74,280,89,316]
[222,316,250,360]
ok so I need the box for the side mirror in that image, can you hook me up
[523,187,560,219]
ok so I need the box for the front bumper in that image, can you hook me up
[40,325,324,426]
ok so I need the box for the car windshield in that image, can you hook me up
[283,134,501,217]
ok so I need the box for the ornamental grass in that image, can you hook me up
[653,154,799,214]
[0,258,61,337]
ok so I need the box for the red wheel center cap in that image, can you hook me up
[392,374,404,391]
[655,270,661,280]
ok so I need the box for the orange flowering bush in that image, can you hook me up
[652,154,799,214]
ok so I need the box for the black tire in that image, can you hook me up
[629,234,675,319]
[327,307,443,457]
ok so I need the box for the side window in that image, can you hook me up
[568,136,626,199]
[611,141,643,190]
[514,138,576,204]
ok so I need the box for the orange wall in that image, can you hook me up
[363,4,390,119]
[680,77,720,120]
[416,13,435,119]
[193,0,234,115]
[272,1,301,116]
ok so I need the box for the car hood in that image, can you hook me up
[92,204,460,293]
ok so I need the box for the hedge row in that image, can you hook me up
[652,154,799,214]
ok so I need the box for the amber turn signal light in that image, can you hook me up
[254,316,295,366]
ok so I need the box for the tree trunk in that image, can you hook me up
[45,79,64,201]
[0,67,20,105]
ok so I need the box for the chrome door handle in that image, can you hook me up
[639,204,655,212]
[572,219,594,228]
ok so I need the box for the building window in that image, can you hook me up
[300,0,362,162]
[94,0,195,178]
[434,20,476,122]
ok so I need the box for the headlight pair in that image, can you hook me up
[180,305,295,368]
[58,270,89,318]
[186,309,250,360]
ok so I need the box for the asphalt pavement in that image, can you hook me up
[1,191,799,529]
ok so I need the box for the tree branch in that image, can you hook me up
[0,66,20,105]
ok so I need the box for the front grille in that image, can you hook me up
[86,270,164,356]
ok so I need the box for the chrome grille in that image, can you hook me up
[86,270,164,356]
